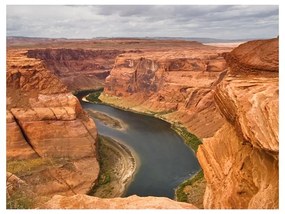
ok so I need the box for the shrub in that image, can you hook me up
[7,158,54,176]
[7,191,34,209]
[175,170,204,202]
[172,125,202,153]
[86,89,104,103]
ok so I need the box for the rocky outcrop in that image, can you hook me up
[6,50,99,199]
[197,38,279,208]
[43,194,197,209]
[26,49,124,91]
[223,38,278,73]
[101,45,233,138]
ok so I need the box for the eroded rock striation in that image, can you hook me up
[27,49,124,91]
[7,50,99,199]
[197,38,279,208]
[101,45,233,138]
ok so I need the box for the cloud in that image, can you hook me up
[6,5,278,39]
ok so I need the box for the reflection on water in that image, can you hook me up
[77,92,200,199]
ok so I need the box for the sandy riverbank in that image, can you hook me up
[98,93,205,207]
[82,96,91,103]
[89,135,139,198]
[85,108,128,131]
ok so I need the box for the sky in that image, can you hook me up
[6,5,279,40]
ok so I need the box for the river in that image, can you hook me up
[76,91,200,199]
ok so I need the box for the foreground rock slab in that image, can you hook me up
[43,194,197,209]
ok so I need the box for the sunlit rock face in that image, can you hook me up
[197,38,279,208]
[102,44,233,138]
[6,50,99,197]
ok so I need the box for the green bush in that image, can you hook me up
[172,125,202,153]
[86,89,104,103]
[7,158,54,175]
[87,136,112,196]
[98,173,111,185]
[7,191,34,209]
[176,170,204,202]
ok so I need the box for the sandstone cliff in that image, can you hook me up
[26,49,124,91]
[197,38,279,208]
[100,45,233,138]
[7,50,99,201]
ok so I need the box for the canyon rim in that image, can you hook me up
[5,4,279,210]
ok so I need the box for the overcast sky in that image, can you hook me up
[6,5,278,39]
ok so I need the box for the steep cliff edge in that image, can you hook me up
[7,50,100,203]
[26,49,125,91]
[197,38,279,208]
[100,45,233,138]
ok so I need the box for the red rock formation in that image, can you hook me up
[197,38,279,208]
[6,50,99,198]
[223,38,278,73]
[43,194,197,209]
[101,45,233,138]
[26,49,124,91]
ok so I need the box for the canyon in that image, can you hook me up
[6,38,278,209]
[99,38,279,208]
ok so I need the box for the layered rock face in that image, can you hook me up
[7,50,99,198]
[197,38,279,208]
[101,45,233,138]
[7,49,197,209]
[27,49,124,91]
[43,194,197,209]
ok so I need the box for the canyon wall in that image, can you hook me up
[7,50,100,198]
[100,39,279,208]
[27,49,125,91]
[197,38,279,208]
[101,45,232,138]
